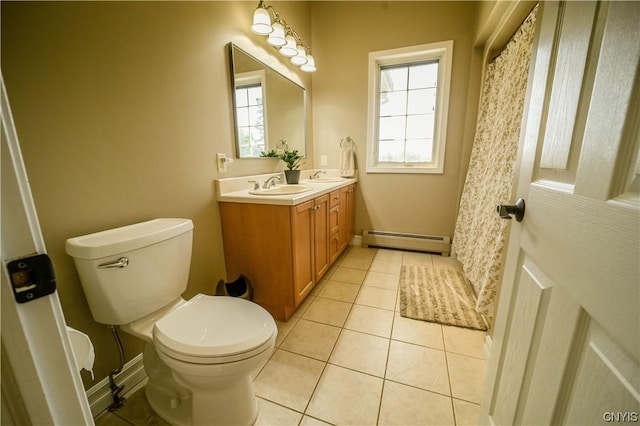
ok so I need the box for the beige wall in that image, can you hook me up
[310,1,481,238]
[2,0,489,391]
[1,1,312,388]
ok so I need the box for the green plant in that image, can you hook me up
[277,149,302,170]
[259,149,278,158]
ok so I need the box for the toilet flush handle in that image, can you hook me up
[98,257,129,269]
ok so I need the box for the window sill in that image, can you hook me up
[366,164,444,174]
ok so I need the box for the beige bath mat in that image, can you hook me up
[399,265,487,331]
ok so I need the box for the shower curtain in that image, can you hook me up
[452,7,537,324]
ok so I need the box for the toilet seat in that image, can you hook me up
[153,294,276,364]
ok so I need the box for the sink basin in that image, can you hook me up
[304,177,346,183]
[249,185,313,196]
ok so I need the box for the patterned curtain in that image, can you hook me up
[452,6,538,324]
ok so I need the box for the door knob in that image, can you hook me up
[497,198,525,222]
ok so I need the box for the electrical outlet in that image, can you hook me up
[217,153,227,173]
[321,155,328,166]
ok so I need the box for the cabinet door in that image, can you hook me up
[291,200,314,307]
[313,194,330,282]
[345,184,355,245]
[337,184,356,253]
[337,187,349,252]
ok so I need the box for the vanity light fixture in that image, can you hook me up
[250,0,316,72]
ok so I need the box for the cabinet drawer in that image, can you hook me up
[329,190,340,208]
[329,205,339,235]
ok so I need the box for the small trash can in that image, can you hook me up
[215,274,253,301]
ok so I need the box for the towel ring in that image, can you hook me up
[340,136,356,149]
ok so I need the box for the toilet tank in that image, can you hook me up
[66,218,194,325]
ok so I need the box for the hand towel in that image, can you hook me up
[340,141,356,178]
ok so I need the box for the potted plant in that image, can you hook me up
[260,146,303,184]
[278,149,303,184]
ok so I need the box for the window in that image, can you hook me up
[234,70,268,157]
[366,41,453,174]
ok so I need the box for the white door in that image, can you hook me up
[1,73,94,425]
[482,2,640,425]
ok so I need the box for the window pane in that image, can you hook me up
[238,127,250,145]
[247,86,263,105]
[379,116,406,140]
[235,88,248,107]
[408,62,439,89]
[378,139,405,162]
[406,114,434,139]
[405,139,432,162]
[250,127,264,145]
[407,88,436,114]
[380,91,407,117]
[381,67,408,92]
[236,107,249,127]
[248,105,263,126]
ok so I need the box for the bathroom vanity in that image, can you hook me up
[216,173,356,321]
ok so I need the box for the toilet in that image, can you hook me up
[65,218,277,426]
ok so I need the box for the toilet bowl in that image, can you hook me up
[65,218,277,425]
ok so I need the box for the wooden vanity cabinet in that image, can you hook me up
[291,194,329,307]
[219,184,355,321]
[328,190,341,263]
[339,184,356,252]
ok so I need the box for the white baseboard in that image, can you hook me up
[86,353,146,418]
[350,235,363,247]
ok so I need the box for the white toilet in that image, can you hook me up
[66,218,277,426]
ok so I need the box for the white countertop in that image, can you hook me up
[215,170,357,206]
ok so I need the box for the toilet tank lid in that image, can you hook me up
[65,218,193,260]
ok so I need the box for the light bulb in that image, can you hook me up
[251,6,273,35]
[279,34,298,57]
[291,45,308,65]
[267,22,286,46]
[300,54,316,72]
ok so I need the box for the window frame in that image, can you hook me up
[366,41,453,174]
[234,70,268,157]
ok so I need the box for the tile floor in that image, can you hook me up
[95,247,487,426]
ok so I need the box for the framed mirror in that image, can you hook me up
[229,43,306,158]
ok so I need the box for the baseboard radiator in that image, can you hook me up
[362,230,451,256]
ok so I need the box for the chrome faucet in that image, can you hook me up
[310,170,326,180]
[263,175,281,189]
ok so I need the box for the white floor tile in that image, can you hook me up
[442,325,487,359]
[306,364,383,425]
[402,251,434,266]
[363,271,400,290]
[369,258,403,274]
[302,297,352,327]
[392,312,444,350]
[254,349,325,411]
[386,340,450,395]
[317,280,361,303]
[344,304,394,338]
[453,398,482,425]
[355,286,397,310]
[447,352,487,404]
[329,329,389,377]
[280,319,340,361]
[374,249,404,262]
[255,398,302,426]
[331,266,368,284]
[378,380,455,426]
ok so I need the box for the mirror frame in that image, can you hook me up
[228,43,307,159]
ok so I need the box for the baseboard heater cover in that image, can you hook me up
[362,230,451,256]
